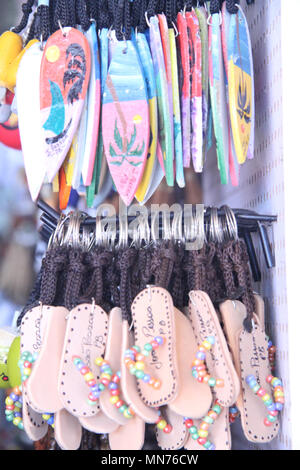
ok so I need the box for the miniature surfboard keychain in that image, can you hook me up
[194,4,209,164]
[227,0,253,164]
[176,10,191,169]
[81,20,101,187]
[235,2,255,161]
[149,14,174,187]
[158,14,175,165]
[186,10,203,173]
[40,24,91,183]
[221,1,240,186]
[208,0,229,184]
[168,19,185,188]
[134,30,159,203]
[102,3,150,206]
[16,40,46,202]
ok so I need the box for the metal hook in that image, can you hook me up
[58,19,68,37]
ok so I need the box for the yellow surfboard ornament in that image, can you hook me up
[227,6,253,164]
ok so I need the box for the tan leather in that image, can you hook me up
[99,307,128,425]
[25,306,68,413]
[121,320,160,423]
[156,406,188,450]
[131,286,179,407]
[58,303,108,417]
[219,300,279,443]
[168,307,212,418]
[188,290,240,407]
[108,415,145,450]
[22,400,48,441]
[54,408,82,450]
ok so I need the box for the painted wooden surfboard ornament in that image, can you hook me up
[221,2,239,186]
[149,15,174,187]
[102,39,149,206]
[135,32,159,203]
[227,4,253,164]
[71,95,88,189]
[194,6,209,163]
[81,22,101,186]
[169,26,185,188]
[186,11,203,173]
[16,42,46,201]
[158,14,174,162]
[237,4,255,160]
[40,27,91,182]
[208,12,229,184]
[93,28,110,198]
[176,12,191,169]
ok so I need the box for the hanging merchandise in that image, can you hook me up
[208,0,229,184]
[0,0,257,206]
[221,0,240,186]
[225,0,254,164]
[4,202,280,451]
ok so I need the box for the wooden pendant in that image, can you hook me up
[16,42,46,201]
[227,6,253,164]
[40,27,91,182]
[176,12,191,169]
[81,22,101,186]
[135,32,159,203]
[149,16,174,187]
[102,40,149,206]
[208,13,229,184]
[186,11,203,173]
[221,2,240,186]
[169,27,184,188]
[158,14,175,161]
[195,6,209,161]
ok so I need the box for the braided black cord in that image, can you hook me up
[75,0,91,30]
[12,0,35,34]
[226,0,239,14]
[98,0,111,28]
[124,0,132,40]
[210,0,221,14]
[114,0,125,41]
[35,4,51,41]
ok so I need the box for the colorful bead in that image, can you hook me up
[5,385,24,429]
[124,337,165,389]
[183,400,222,451]
[72,356,101,406]
[191,337,224,390]
[42,413,55,428]
[245,373,285,426]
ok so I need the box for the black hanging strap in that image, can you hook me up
[12,0,35,34]
[226,0,239,14]
[210,0,221,14]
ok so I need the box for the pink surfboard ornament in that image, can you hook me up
[102,40,149,206]
[40,27,91,182]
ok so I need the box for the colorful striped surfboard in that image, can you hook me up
[81,22,101,186]
[102,39,149,206]
[227,6,253,164]
[208,13,229,184]
[221,2,240,186]
[135,32,159,203]
[149,15,174,187]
